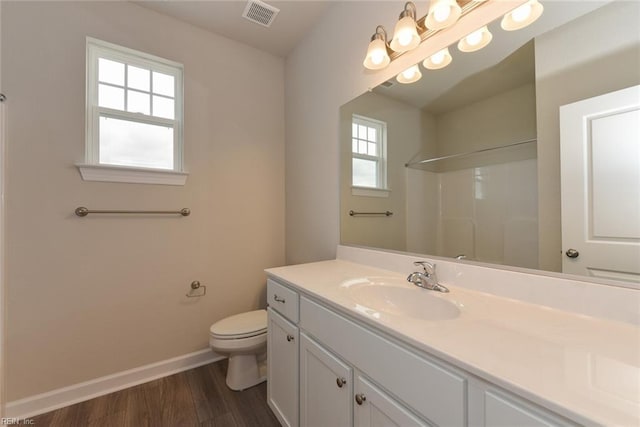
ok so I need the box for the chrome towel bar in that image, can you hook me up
[75,207,191,217]
[349,210,393,217]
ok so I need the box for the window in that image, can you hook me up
[352,115,387,192]
[79,38,186,185]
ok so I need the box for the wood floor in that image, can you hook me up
[30,360,281,427]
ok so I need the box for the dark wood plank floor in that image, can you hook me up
[30,360,280,427]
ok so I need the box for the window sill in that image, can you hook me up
[76,163,188,186]
[351,186,390,198]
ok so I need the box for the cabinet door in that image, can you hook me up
[267,308,299,427]
[354,373,430,427]
[300,333,352,427]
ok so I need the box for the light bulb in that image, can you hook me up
[458,26,492,52]
[466,29,483,46]
[397,30,414,47]
[396,65,422,84]
[423,48,452,70]
[430,50,446,65]
[402,68,416,79]
[432,3,450,23]
[511,2,532,22]
[501,0,544,31]
[370,49,385,65]
[426,0,461,31]
[363,36,390,70]
[390,15,420,52]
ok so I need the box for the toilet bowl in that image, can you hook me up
[209,309,267,391]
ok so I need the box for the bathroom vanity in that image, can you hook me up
[265,248,640,427]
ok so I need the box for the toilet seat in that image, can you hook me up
[209,309,267,339]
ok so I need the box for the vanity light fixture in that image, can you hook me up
[363,0,544,81]
[457,26,493,52]
[423,47,453,70]
[389,2,421,53]
[396,64,422,84]
[363,26,391,70]
[501,0,544,31]
[425,0,462,31]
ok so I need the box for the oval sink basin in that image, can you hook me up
[342,278,460,321]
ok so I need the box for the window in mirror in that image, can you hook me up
[352,115,387,191]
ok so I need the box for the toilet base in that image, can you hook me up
[226,354,267,391]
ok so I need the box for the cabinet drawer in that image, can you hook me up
[267,278,299,323]
[484,390,574,427]
[301,297,466,427]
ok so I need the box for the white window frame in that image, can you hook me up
[352,114,388,196]
[78,37,187,185]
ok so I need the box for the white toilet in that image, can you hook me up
[209,309,268,391]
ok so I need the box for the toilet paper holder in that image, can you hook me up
[186,280,207,297]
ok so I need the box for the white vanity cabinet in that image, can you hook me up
[267,279,300,427]
[266,276,577,427]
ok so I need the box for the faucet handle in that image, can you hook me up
[413,261,435,273]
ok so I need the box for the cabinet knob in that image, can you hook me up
[355,393,366,405]
[286,334,295,342]
[336,377,347,388]
[274,294,286,303]
[565,248,579,258]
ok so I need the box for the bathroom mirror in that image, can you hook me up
[340,0,640,288]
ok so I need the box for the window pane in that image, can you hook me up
[368,142,377,156]
[128,65,150,91]
[352,138,358,153]
[127,90,150,115]
[99,116,174,169]
[353,158,377,187]
[152,96,174,119]
[358,140,367,154]
[352,123,358,138]
[367,127,377,142]
[98,58,124,86]
[153,71,174,97]
[98,84,124,110]
[358,125,367,139]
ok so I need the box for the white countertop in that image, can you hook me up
[266,259,640,426]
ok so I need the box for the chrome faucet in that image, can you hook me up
[407,261,449,293]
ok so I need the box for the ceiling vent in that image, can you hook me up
[242,0,280,28]
[380,80,395,88]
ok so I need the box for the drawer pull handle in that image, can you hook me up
[355,393,366,405]
[274,294,286,303]
[336,377,347,388]
[286,334,295,342]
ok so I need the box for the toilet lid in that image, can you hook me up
[210,309,267,338]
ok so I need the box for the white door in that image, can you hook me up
[267,308,299,427]
[560,85,640,284]
[354,373,429,427]
[300,333,352,427]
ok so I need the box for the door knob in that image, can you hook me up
[565,249,579,258]
[355,393,366,405]
[336,377,347,388]
[286,334,294,342]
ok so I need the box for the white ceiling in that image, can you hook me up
[133,0,331,57]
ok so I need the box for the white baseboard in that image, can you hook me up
[6,349,224,419]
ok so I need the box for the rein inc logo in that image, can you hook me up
[2,418,34,425]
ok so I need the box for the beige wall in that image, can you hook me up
[340,92,421,251]
[2,1,284,400]
[535,0,640,272]
[435,83,536,157]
